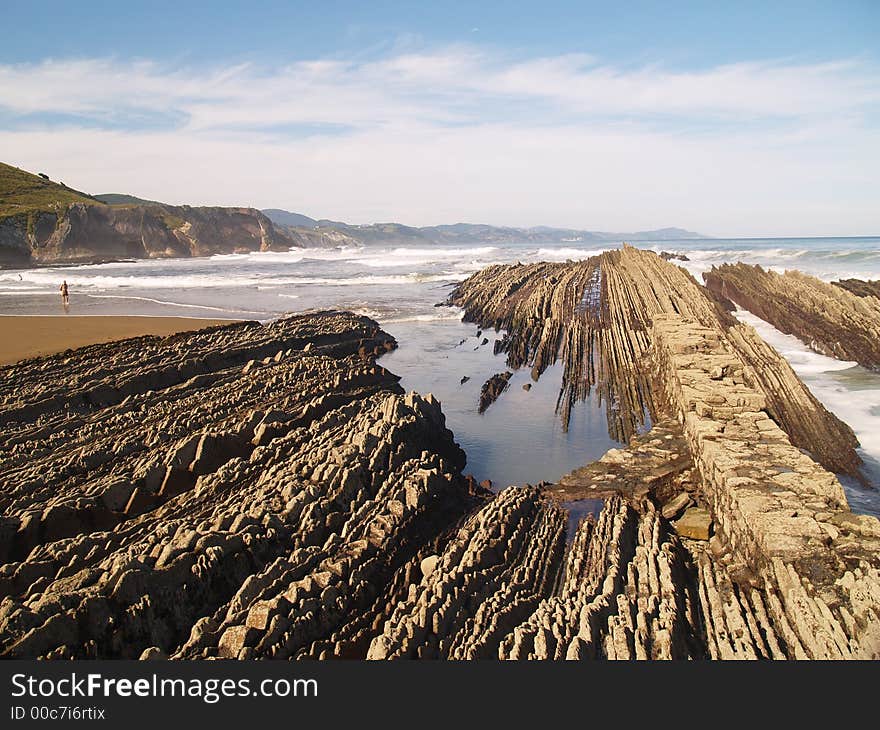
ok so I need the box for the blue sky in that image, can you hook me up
[1,1,878,235]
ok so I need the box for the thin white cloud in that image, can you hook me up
[0,47,878,235]
[1,50,877,127]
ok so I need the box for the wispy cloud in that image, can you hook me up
[0,47,878,235]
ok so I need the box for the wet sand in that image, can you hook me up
[0,315,236,365]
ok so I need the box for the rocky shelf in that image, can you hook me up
[447,246,862,479]
[1,285,879,659]
[703,263,880,371]
[833,278,880,300]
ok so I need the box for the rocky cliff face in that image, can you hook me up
[0,203,305,267]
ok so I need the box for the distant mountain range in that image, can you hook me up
[260,209,707,245]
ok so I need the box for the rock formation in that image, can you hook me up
[2,258,879,660]
[447,246,862,479]
[478,372,513,413]
[704,263,880,370]
[0,312,485,658]
[0,161,315,266]
[650,314,880,658]
[365,310,880,660]
[833,278,880,300]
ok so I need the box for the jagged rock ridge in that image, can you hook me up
[704,263,880,370]
[447,246,862,479]
[0,312,484,658]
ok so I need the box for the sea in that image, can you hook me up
[2,236,879,515]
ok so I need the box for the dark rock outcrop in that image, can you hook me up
[1,294,878,660]
[833,278,880,300]
[478,372,513,413]
[0,312,486,658]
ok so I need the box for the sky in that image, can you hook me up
[1,1,878,236]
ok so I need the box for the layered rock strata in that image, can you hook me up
[0,312,484,658]
[545,418,697,503]
[448,246,861,478]
[833,278,880,300]
[1,203,305,267]
[2,294,878,660]
[478,371,513,413]
[651,314,880,658]
[704,263,880,370]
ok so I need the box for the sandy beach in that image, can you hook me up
[0,315,236,365]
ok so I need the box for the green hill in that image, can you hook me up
[94,192,166,206]
[0,162,100,220]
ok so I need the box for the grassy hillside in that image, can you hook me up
[0,162,99,220]
[262,208,317,227]
[95,192,165,206]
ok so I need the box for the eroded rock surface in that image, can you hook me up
[0,312,484,659]
[478,372,513,413]
[652,314,880,658]
[833,278,880,300]
[448,246,862,478]
[2,288,878,660]
[704,263,880,370]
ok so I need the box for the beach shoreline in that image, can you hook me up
[0,314,237,365]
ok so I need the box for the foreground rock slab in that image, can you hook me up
[0,312,484,659]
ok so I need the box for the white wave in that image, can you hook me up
[352,307,386,320]
[85,294,258,315]
[453,258,507,271]
[531,247,608,260]
[0,266,466,294]
[353,246,500,269]
[382,309,465,324]
[0,271,263,290]
[668,245,880,283]
[734,307,880,480]
[272,273,464,286]
[210,246,363,263]
[734,309,856,374]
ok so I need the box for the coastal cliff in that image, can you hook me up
[0,162,304,267]
[0,203,305,267]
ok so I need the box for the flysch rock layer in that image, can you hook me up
[447,245,862,479]
[833,278,880,301]
[704,263,880,370]
[651,314,880,658]
[0,312,486,658]
[2,288,879,660]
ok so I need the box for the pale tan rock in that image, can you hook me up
[674,508,712,541]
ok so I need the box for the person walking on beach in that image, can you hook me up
[60,280,69,306]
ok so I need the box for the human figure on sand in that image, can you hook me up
[60,280,69,307]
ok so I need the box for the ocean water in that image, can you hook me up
[1,236,879,511]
